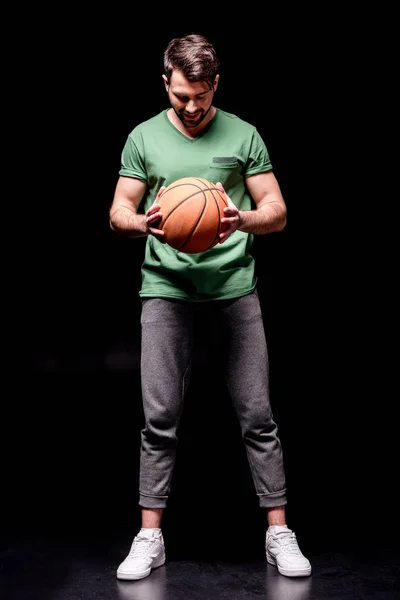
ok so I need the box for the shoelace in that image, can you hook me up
[273,532,302,555]
[128,536,156,558]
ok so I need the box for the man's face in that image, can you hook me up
[163,70,218,129]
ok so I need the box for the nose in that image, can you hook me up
[185,100,199,114]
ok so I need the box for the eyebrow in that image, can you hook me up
[173,90,210,98]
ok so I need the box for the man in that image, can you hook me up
[109,33,312,580]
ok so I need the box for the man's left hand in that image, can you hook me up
[216,182,241,244]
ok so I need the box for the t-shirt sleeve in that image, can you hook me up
[244,129,273,176]
[118,130,147,181]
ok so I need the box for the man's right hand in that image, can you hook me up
[146,186,166,242]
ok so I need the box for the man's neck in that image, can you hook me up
[167,107,216,139]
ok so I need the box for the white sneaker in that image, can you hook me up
[117,530,166,580]
[266,526,312,577]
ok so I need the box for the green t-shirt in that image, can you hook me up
[119,108,273,301]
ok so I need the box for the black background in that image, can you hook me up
[5,10,397,561]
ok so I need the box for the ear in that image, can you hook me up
[213,74,220,92]
[162,75,169,91]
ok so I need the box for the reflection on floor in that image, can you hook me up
[1,534,399,600]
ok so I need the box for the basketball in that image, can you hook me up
[156,177,228,254]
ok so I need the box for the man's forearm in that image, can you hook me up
[109,206,149,238]
[238,200,287,235]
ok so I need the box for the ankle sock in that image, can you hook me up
[139,527,161,538]
[268,525,290,534]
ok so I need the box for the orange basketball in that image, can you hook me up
[157,177,228,254]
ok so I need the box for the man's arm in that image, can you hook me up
[217,171,287,243]
[109,176,165,240]
[241,170,287,234]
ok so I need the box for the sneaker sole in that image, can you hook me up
[266,553,312,577]
[117,554,166,580]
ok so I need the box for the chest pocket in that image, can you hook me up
[208,156,241,188]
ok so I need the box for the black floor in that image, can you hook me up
[3,367,398,599]
[1,532,399,600]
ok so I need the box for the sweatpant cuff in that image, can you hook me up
[139,493,168,509]
[258,490,287,508]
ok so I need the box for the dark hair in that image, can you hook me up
[163,34,220,88]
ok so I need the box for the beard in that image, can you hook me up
[174,103,212,128]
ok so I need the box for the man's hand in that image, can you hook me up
[146,186,166,242]
[216,182,241,244]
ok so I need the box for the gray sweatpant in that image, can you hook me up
[139,290,287,509]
